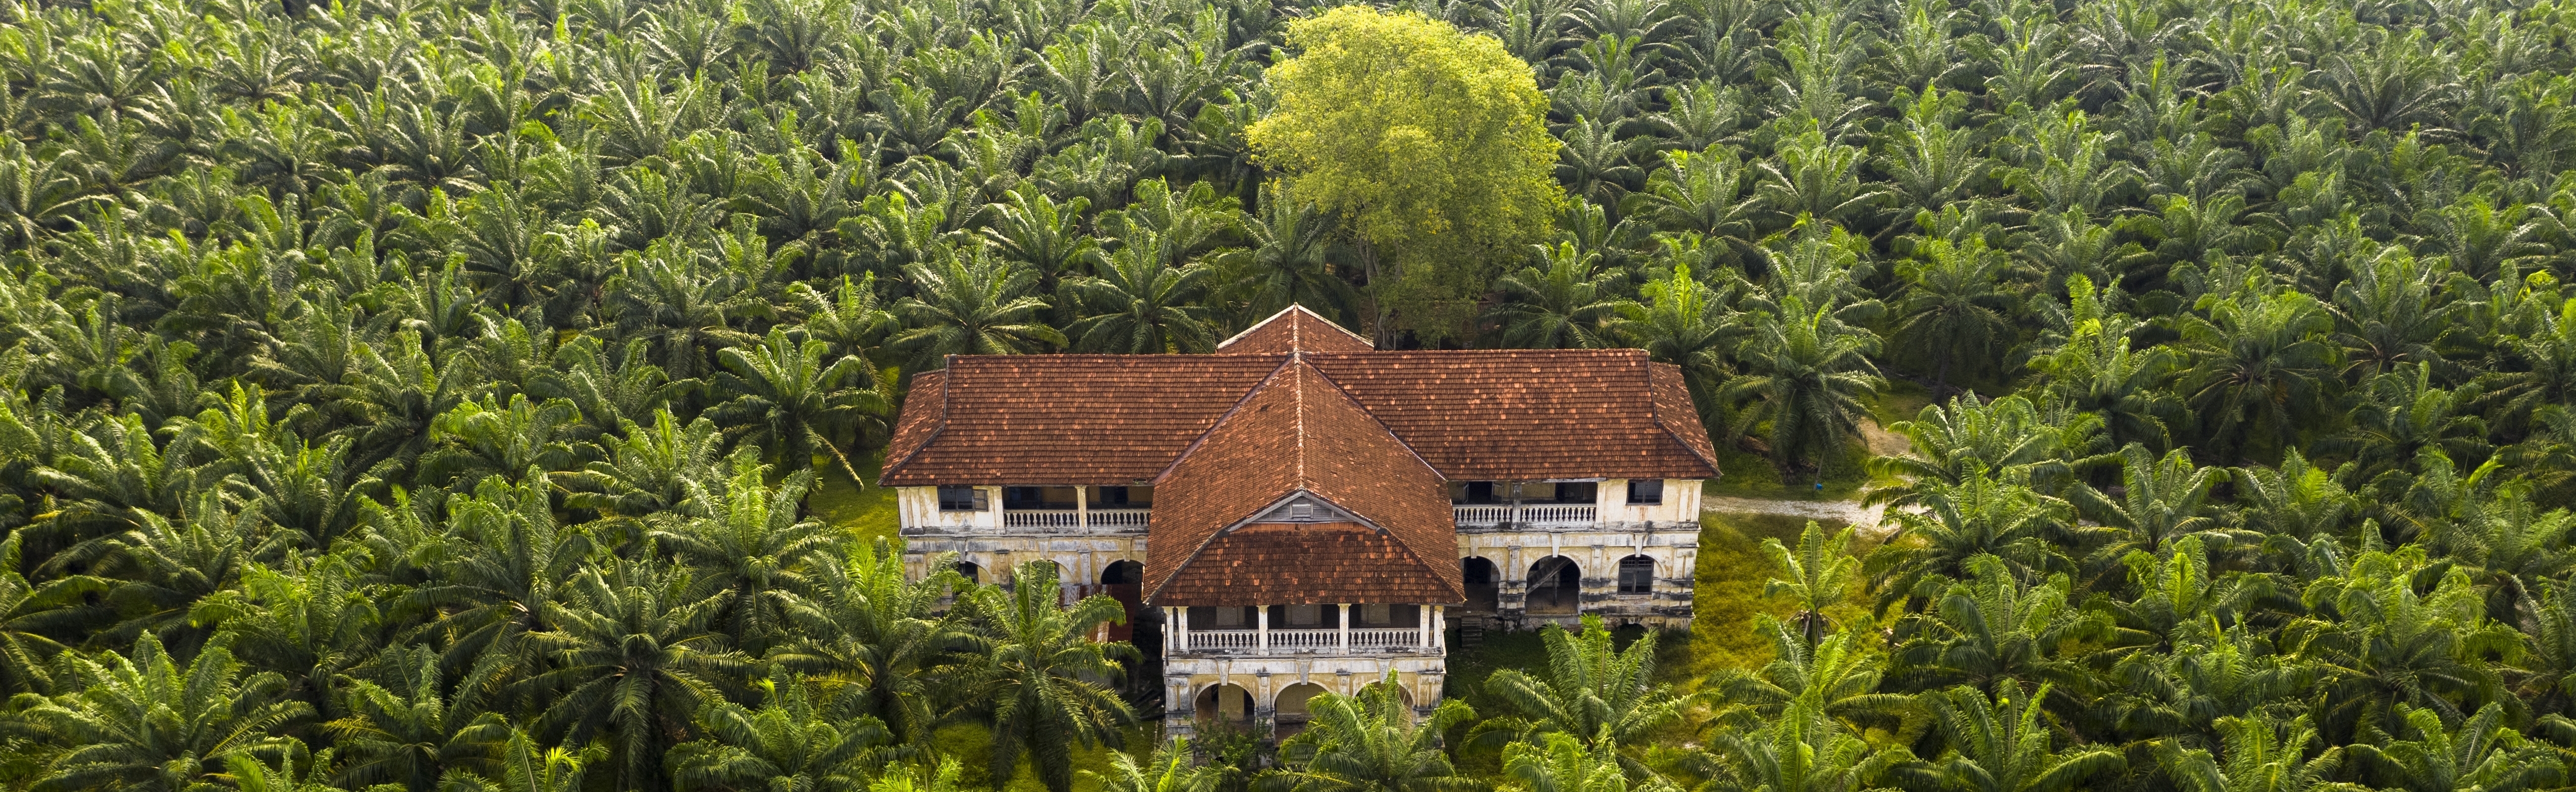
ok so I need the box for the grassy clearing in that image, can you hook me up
[808,449,900,549]
[1866,379,1938,428]
[930,721,1158,792]
[1686,512,1802,678]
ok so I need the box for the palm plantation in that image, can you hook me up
[3,0,2576,791]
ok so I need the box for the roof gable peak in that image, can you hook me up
[1216,305,1374,354]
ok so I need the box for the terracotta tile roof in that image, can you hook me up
[1215,305,1374,354]
[1648,361,1722,472]
[877,354,1288,486]
[1144,361,1463,606]
[880,369,945,476]
[1303,349,1721,480]
[1153,523,1462,604]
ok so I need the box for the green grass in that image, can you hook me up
[808,450,899,549]
[1703,446,1870,500]
[930,721,1158,792]
[1867,379,1937,428]
[1685,512,1801,678]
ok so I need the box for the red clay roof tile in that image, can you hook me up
[878,354,1288,486]
[1153,522,1462,604]
[1145,361,1463,606]
[1215,305,1375,354]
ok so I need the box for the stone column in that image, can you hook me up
[1433,606,1445,649]
[1075,485,1088,530]
[1337,604,1350,653]
[1256,606,1269,653]
[1174,607,1188,653]
[1417,604,1430,648]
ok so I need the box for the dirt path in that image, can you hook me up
[1702,495,1895,537]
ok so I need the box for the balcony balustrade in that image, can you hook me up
[1174,627,1433,654]
[1451,504,1598,526]
[995,507,1152,531]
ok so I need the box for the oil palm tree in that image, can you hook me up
[1064,231,1221,353]
[667,672,895,792]
[1722,294,1885,474]
[21,632,311,792]
[891,249,1066,368]
[1489,242,1635,350]
[706,327,887,486]
[1897,681,2125,792]
[525,558,748,792]
[1890,237,2020,389]
[1765,519,1864,647]
[1273,674,1480,792]
[325,646,511,792]
[967,561,1136,792]
[1478,614,1684,759]
[772,540,973,747]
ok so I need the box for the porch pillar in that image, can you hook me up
[1433,606,1445,649]
[1337,604,1350,653]
[1417,604,1430,648]
[1174,607,1188,653]
[1075,485,1088,530]
[1257,606,1270,653]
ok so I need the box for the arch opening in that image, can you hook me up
[1462,557,1500,613]
[1526,556,1581,615]
[1274,682,1330,738]
[1194,683,1256,727]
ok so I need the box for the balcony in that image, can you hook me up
[1452,504,1598,527]
[998,508,1151,531]
[1175,627,1431,654]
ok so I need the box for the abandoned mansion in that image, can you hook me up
[878,306,1719,736]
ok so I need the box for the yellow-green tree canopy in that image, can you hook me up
[1247,7,1562,343]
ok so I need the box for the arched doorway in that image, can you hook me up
[1195,683,1256,729]
[1098,560,1143,642]
[954,561,982,584]
[1274,682,1329,738]
[1462,557,1500,613]
[1527,556,1581,615]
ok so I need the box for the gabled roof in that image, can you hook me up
[1144,360,1463,605]
[1215,305,1374,354]
[878,350,1719,486]
[1302,350,1722,481]
[879,354,1286,485]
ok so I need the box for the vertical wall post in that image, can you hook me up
[1256,606,1270,653]
[1338,604,1350,653]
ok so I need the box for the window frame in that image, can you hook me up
[1617,556,1655,594]
[1626,479,1665,505]
[936,486,985,511]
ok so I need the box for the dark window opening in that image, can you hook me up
[1452,481,1499,504]
[955,561,982,584]
[1095,486,1130,506]
[1618,556,1655,594]
[1003,487,1077,509]
[1627,480,1665,505]
[937,486,984,511]
[1552,482,1598,503]
[1100,560,1142,585]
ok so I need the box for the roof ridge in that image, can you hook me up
[1214,304,1373,352]
[1298,357,1444,482]
[1642,358,1724,476]
[875,365,953,481]
[1150,353,1298,486]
